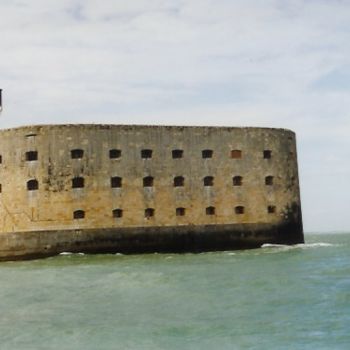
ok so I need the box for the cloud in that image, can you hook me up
[1,0,350,231]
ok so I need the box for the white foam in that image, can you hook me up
[261,242,337,251]
[59,252,85,256]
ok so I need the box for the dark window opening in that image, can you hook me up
[268,205,276,214]
[231,150,242,159]
[141,149,152,159]
[72,177,84,188]
[265,176,274,185]
[73,210,85,219]
[233,176,243,186]
[143,176,154,187]
[0,184,2,193]
[202,149,213,158]
[264,150,272,159]
[27,179,38,191]
[235,206,245,214]
[113,209,123,218]
[203,176,214,186]
[206,206,215,215]
[109,149,121,159]
[176,207,185,216]
[145,208,155,218]
[71,149,84,159]
[111,176,122,188]
[172,149,183,159]
[0,155,2,164]
[174,176,184,187]
[26,151,38,161]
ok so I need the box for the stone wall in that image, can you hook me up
[0,124,303,258]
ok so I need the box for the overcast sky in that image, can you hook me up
[1,0,350,233]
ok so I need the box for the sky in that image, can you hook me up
[1,0,350,232]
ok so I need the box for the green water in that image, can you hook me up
[0,233,349,350]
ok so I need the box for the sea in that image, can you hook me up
[0,233,349,350]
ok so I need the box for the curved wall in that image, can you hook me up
[0,124,303,259]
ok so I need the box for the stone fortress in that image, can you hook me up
[0,124,304,260]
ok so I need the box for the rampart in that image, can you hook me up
[0,124,303,260]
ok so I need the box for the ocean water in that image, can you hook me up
[0,233,349,350]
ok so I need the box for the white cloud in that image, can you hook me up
[1,0,350,232]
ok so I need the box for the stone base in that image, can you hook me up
[0,221,304,261]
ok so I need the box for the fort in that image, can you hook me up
[0,124,304,260]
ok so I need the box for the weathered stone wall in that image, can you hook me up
[0,124,303,258]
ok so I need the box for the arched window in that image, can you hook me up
[235,206,245,214]
[202,149,213,158]
[72,177,84,188]
[111,176,122,188]
[141,149,152,159]
[174,176,184,187]
[267,205,276,214]
[143,176,154,187]
[26,151,38,161]
[176,207,185,216]
[231,150,242,159]
[265,176,274,185]
[264,150,272,159]
[206,206,215,215]
[73,210,85,219]
[172,149,183,159]
[203,176,214,186]
[27,179,38,191]
[233,176,243,186]
[71,149,84,159]
[113,209,123,218]
[109,149,121,159]
[145,208,155,218]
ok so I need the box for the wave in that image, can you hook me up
[261,242,337,251]
[59,252,85,256]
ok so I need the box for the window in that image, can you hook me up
[26,151,38,161]
[145,208,155,218]
[231,150,242,159]
[111,176,122,188]
[264,150,272,159]
[71,149,84,159]
[268,205,276,214]
[73,210,85,219]
[27,179,38,191]
[203,176,214,186]
[176,207,185,216]
[202,149,213,158]
[233,176,243,186]
[141,149,152,159]
[172,149,183,159]
[72,177,84,188]
[143,176,154,187]
[109,149,121,159]
[0,184,2,193]
[265,176,274,185]
[235,206,244,214]
[174,176,184,187]
[113,209,123,218]
[0,155,2,164]
[206,206,215,215]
